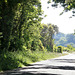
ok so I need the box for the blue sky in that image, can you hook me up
[41,0,75,34]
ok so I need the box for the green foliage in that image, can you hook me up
[57,46,63,53]
[0,0,59,52]
[0,0,69,72]
[0,52,20,70]
[54,32,75,47]
[53,45,64,53]
[41,23,58,51]
[63,46,75,52]
[66,44,75,52]
[67,44,73,49]
[0,0,44,51]
[51,0,75,16]
[63,47,69,52]
[0,50,64,71]
[53,45,58,52]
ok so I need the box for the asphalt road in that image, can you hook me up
[1,53,75,75]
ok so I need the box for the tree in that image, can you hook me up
[57,37,67,46]
[67,44,73,49]
[41,23,58,51]
[0,0,43,51]
[49,0,75,17]
[54,33,75,47]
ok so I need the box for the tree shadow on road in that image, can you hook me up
[1,59,75,75]
[3,72,60,75]
[20,65,75,70]
[2,64,75,75]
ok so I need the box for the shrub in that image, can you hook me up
[57,46,63,53]
[53,45,57,52]
[0,49,65,71]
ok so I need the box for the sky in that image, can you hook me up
[41,0,75,34]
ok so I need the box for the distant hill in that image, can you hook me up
[53,32,75,47]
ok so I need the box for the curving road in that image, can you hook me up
[1,53,75,75]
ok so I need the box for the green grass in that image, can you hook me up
[0,50,67,72]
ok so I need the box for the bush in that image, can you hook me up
[53,45,57,52]
[57,46,63,53]
[63,47,69,52]
[63,46,75,52]
[0,52,20,70]
[0,49,65,71]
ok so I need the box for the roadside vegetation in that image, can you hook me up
[0,44,68,72]
[63,45,75,52]
[0,49,66,71]
[54,44,75,53]
[0,0,75,72]
[0,0,59,71]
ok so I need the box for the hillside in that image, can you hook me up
[53,32,75,47]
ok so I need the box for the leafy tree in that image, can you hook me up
[0,0,43,51]
[67,44,73,49]
[41,23,58,51]
[50,0,75,16]
[66,34,75,43]
[57,46,63,53]
[55,37,67,46]
[54,33,75,47]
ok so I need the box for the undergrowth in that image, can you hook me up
[0,50,65,71]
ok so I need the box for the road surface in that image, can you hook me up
[1,53,75,75]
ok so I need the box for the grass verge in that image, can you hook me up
[0,50,67,72]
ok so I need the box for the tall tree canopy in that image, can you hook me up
[51,0,75,16]
[0,0,59,52]
[0,0,43,51]
[41,23,58,51]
